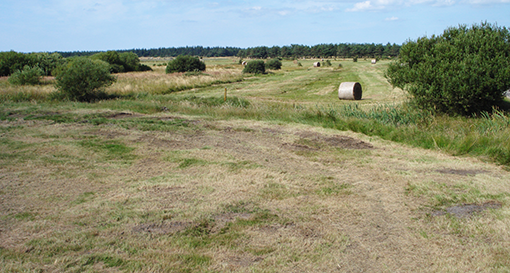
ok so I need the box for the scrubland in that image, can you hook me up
[1,58,510,272]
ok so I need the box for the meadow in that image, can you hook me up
[1,58,510,272]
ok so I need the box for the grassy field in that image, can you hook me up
[1,58,510,272]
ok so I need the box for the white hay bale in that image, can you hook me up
[338,82,362,100]
[313,62,320,67]
[504,90,510,99]
[371,59,377,64]
[242,61,247,66]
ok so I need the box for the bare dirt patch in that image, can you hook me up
[132,221,193,235]
[432,201,503,218]
[435,168,488,176]
[295,131,374,149]
[106,112,144,119]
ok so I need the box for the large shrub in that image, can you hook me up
[55,57,116,102]
[265,59,282,70]
[166,55,206,73]
[0,51,35,76]
[242,60,265,74]
[91,51,125,73]
[8,65,44,85]
[386,22,510,116]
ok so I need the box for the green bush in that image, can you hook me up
[55,57,116,102]
[0,51,35,76]
[386,22,510,116]
[119,52,140,72]
[242,60,265,74]
[8,65,43,85]
[265,59,282,70]
[166,55,206,73]
[138,64,153,71]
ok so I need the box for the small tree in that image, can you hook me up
[166,55,205,73]
[265,59,282,70]
[242,60,265,74]
[8,65,43,85]
[55,57,116,102]
[386,22,510,115]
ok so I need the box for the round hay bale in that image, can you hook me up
[313,62,320,67]
[371,59,377,64]
[338,82,362,100]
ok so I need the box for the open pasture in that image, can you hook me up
[1,58,510,272]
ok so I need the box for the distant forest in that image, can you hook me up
[57,43,401,59]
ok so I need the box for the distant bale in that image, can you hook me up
[242,61,247,66]
[505,90,510,99]
[313,62,321,67]
[371,59,377,64]
[338,82,362,100]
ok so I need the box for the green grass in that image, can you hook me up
[2,61,510,168]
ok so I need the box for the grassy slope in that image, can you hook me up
[1,58,510,272]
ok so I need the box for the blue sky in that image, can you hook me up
[1,0,509,52]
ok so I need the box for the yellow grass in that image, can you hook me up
[1,114,509,272]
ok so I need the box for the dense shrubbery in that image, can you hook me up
[8,65,44,85]
[242,60,265,74]
[386,22,510,116]
[265,59,282,70]
[166,55,206,73]
[0,51,65,77]
[91,51,152,73]
[55,57,116,102]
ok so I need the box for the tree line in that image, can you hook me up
[54,43,400,59]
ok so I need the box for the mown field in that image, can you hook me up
[1,58,510,272]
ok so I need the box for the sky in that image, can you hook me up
[1,0,509,52]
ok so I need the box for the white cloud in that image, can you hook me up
[463,0,510,3]
[385,16,399,20]
[346,1,378,11]
[345,0,487,11]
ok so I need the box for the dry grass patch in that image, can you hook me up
[108,67,243,95]
[1,113,510,272]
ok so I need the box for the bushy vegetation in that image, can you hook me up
[386,22,510,116]
[91,51,152,73]
[0,51,65,77]
[166,55,206,73]
[55,57,116,102]
[242,60,265,74]
[265,59,282,70]
[8,65,44,85]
